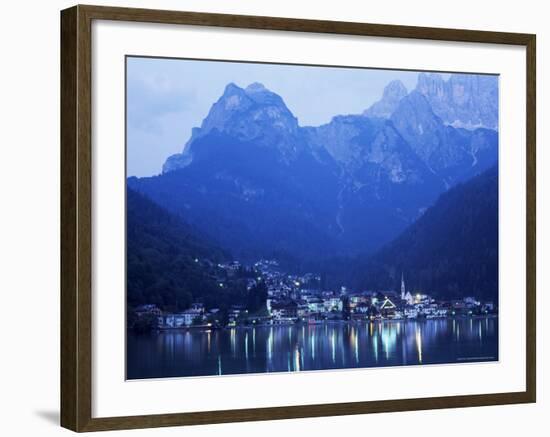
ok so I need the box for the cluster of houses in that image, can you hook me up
[132,261,496,330]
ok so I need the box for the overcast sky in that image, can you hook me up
[127,57,436,177]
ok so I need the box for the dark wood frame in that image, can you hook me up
[60,4,536,432]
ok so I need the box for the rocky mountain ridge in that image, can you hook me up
[130,72,498,261]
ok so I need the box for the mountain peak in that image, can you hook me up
[364,80,408,119]
[245,82,267,93]
[219,82,284,107]
[221,81,275,96]
[218,82,251,111]
[243,82,286,107]
[383,80,408,99]
[162,81,300,174]
[223,82,244,95]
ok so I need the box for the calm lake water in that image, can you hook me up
[127,317,498,379]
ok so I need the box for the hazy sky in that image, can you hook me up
[127,57,439,177]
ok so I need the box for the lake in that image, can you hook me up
[127,316,498,379]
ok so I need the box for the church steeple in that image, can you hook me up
[401,272,406,300]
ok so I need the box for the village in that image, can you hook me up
[132,259,497,331]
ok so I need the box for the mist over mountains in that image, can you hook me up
[129,72,498,267]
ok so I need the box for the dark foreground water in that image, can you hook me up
[127,317,498,379]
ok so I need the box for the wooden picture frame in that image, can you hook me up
[60,4,536,432]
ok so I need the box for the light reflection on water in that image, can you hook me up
[127,317,498,379]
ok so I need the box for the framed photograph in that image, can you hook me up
[60,4,536,432]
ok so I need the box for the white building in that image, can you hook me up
[404,307,419,319]
[324,297,343,312]
[159,309,203,328]
[307,298,325,314]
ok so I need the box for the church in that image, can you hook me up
[400,273,414,305]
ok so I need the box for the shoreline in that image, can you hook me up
[136,313,498,333]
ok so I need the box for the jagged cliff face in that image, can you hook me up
[163,82,301,173]
[131,73,498,261]
[415,72,499,130]
[390,90,498,187]
[362,72,499,130]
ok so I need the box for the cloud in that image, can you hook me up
[127,71,197,133]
